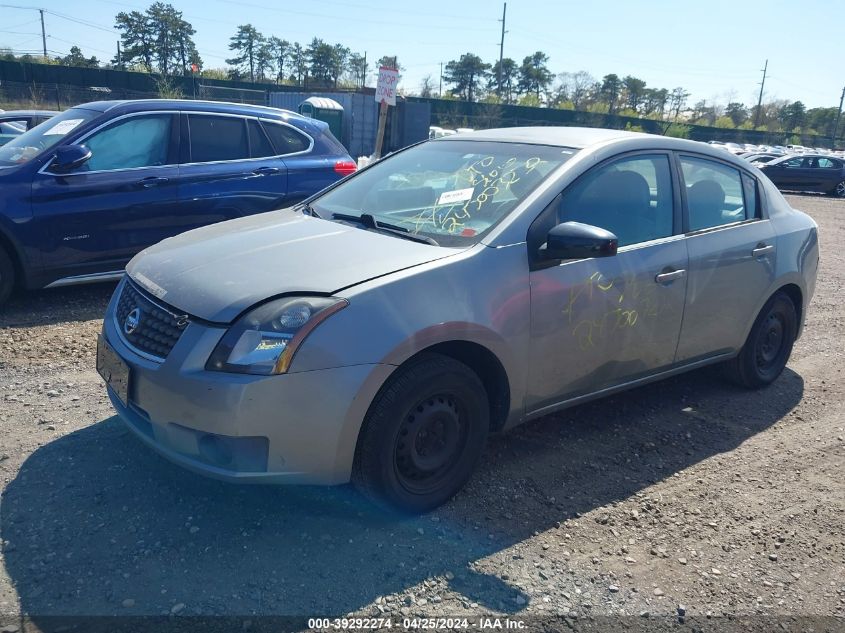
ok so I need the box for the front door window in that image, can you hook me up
[82,115,173,172]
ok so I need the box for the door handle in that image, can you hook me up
[655,269,686,284]
[253,166,280,175]
[752,244,775,257]
[138,176,169,188]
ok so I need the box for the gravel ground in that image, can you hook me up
[0,194,843,630]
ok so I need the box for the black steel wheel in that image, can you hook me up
[724,291,797,388]
[353,353,489,513]
[394,392,469,496]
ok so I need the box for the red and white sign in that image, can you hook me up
[375,66,399,106]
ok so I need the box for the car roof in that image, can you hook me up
[0,109,59,117]
[434,126,753,160]
[769,153,840,164]
[438,126,644,149]
[72,99,306,122]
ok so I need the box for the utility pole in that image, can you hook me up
[439,61,443,97]
[116,41,122,68]
[497,3,507,97]
[753,59,768,129]
[39,9,47,57]
[833,85,845,150]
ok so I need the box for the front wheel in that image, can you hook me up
[724,291,798,389]
[352,353,489,514]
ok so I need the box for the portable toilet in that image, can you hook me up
[298,97,344,141]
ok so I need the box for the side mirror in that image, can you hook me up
[539,221,618,260]
[49,144,92,173]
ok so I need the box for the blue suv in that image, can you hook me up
[0,100,356,304]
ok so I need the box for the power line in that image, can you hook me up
[43,9,115,33]
[507,26,759,78]
[205,0,496,32]
[5,18,41,29]
[0,5,115,33]
[47,34,116,57]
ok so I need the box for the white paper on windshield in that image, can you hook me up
[437,187,474,205]
[42,119,84,136]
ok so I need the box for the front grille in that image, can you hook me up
[115,279,189,361]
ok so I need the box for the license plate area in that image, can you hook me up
[97,335,131,407]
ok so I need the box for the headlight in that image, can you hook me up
[206,296,347,375]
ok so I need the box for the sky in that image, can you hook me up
[2,0,843,110]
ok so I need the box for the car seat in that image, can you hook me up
[567,170,652,246]
[687,180,725,231]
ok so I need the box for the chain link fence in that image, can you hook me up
[0,80,269,112]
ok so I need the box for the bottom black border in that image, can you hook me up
[0,615,842,633]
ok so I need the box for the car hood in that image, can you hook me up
[126,209,459,323]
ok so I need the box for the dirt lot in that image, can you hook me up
[0,194,843,630]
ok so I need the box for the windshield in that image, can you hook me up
[313,140,575,246]
[0,108,99,168]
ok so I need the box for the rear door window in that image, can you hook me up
[188,115,249,163]
[262,121,311,155]
[680,156,748,231]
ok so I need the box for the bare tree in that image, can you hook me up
[419,74,436,98]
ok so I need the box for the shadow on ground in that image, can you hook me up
[0,283,116,328]
[1,366,803,618]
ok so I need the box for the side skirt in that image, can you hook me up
[522,352,735,424]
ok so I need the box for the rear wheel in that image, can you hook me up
[724,291,797,388]
[0,247,15,306]
[352,353,489,514]
[829,180,845,197]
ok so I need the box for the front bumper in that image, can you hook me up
[102,283,394,485]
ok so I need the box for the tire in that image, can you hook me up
[352,353,489,514]
[0,247,15,307]
[829,180,845,198]
[724,291,797,389]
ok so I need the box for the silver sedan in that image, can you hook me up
[97,127,819,513]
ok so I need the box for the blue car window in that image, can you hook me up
[82,115,172,172]
[188,115,249,163]
[262,121,310,155]
[248,119,276,158]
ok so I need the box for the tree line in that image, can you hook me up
[433,51,839,138]
[222,25,395,89]
[111,4,393,89]
[436,52,686,117]
[0,1,840,139]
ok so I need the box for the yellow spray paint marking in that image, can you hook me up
[563,272,660,347]
[413,156,545,234]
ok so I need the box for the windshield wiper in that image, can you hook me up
[299,202,322,218]
[331,212,439,246]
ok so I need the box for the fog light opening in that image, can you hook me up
[198,434,234,467]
